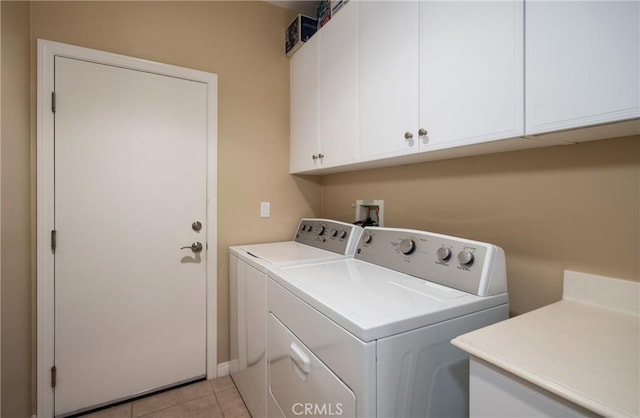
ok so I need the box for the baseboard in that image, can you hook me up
[217,360,237,377]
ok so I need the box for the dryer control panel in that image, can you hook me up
[355,227,507,297]
[295,218,363,256]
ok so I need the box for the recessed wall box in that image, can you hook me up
[286,14,318,57]
[355,199,384,227]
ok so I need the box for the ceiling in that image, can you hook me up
[266,0,319,17]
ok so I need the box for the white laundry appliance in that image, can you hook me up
[267,226,509,418]
[229,219,363,418]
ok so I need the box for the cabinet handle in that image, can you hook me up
[312,154,318,160]
[404,131,414,140]
[318,153,324,159]
[418,128,428,136]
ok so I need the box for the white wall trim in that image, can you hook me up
[216,360,237,377]
[0,3,3,414]
[36,39,218,417]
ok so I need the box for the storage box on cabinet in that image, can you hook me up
[286,14,318,57]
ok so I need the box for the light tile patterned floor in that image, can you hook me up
[79,376,251,418]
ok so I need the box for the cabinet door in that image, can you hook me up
[290,33,321,174]
[320,1,359,168]
[419,1,524,150]
[359,1,419,161]
[525,1,640,135]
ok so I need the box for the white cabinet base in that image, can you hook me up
[470,358,598,418]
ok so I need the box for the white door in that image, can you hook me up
[54,56,208,416]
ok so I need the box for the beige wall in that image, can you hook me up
[2,1,321,416]
[320,136,640,315]
[1,2,33,417]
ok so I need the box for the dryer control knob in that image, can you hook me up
[329,228,338,237]
[317,226,326,236]
[437,247,452,262]
[399,239,416,255]
[362,232,373,244]
[338,230,347,239]
[458,250,475,266]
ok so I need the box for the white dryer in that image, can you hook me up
[267,227,509,418]
[229,219,363,418]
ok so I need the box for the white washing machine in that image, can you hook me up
[267,227,509,418]
[229,219,363,418]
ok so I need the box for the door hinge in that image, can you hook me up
[51,230,57,252]
[51,92,56,113]
[51,365,57,388]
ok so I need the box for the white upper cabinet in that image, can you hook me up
[290,32,321,173]
[525,1,640,135]
[289,0,637,175]
[418,1,524,150]
[319,1,359,168]
[290,2,359,173]
[358,1,524,162]
[359,1,420,160]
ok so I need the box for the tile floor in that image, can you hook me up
[78,376,251,418]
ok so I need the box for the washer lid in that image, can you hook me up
[268,258,508,342]
[230,242,348,273]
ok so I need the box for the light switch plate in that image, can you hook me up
[260,202,270,218]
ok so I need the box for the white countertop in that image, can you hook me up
[452,271,640,417]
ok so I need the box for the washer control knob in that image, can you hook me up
[338,230,347,239]
[317,226,326,236]
[458,250,475,266]
[399,239,416,255]
[300,224,307,231]
[437,247,452,262]
[329,228,338,237]
[362,232,373,244]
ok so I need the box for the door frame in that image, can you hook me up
[36,39,218,417]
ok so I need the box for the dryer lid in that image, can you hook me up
[269,258,508,342]
[230,241,344,271]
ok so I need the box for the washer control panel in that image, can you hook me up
[295,218,363,255]
[355,227,507,296]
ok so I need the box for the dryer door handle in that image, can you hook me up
[289,342,310,374]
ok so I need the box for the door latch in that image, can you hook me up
[180,242,203,253]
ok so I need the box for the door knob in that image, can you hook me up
[181,242,203,253]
